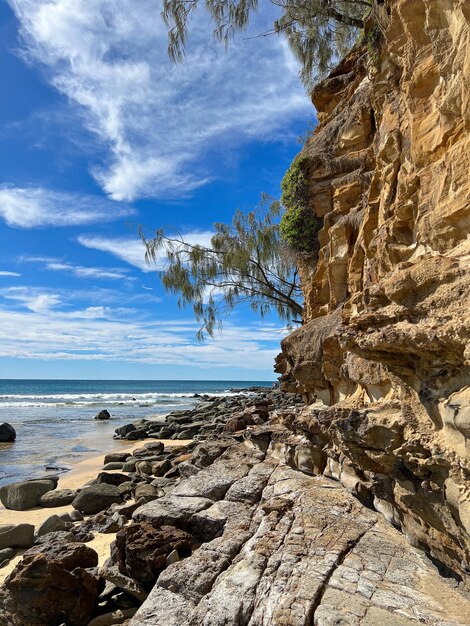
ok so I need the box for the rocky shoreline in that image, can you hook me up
[1,387,469,626]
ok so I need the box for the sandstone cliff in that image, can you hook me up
[276,0,470,582]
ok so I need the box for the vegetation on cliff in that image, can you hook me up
[280,156,320,256]
[140,199,303,339]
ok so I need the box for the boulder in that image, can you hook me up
[95,409,111,420]
[110,522,193,588]
[79,511,126,534]
[0,524,35,549]
[117,481,134,497]
[96,472,130,487]
[0,423,16,442]
[134,483,158,502]
[3,542,100,626]
[135,461,153,476]
[122,458,138,472]
[0,480,55,511]
[114,424,136,439]
[151,459,172,477]
[223,413,256,433]
[103,452,131,464]
[102,462,125,470]
[35,531,77,546]
[39,488,77,508]
[0,547,16,564]
[37,515,73,538]
[125,429,148,441]
[72,484,122,515]
[144,441,165,453]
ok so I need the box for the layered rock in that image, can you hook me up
[276,0,470,581]
[129,434,470,625]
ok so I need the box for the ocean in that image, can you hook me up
[0,379,272,487]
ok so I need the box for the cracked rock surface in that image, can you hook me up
[129,437,470,626]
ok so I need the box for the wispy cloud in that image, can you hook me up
[0,271,21,277]
[2,287,62,313]
[0,185,135,228]
[0,287,284,369]
[46,261,131,281]
[77,231,213,272]
[8,0,310,201]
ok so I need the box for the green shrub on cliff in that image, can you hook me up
[280,157,320,256]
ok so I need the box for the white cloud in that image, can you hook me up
[0,185,135,228]
[0,271,21,277]
[9,0,310,200]
[0,297,284,369]
[46,261,131,280]
[77,231,214,272]
[3,288,62,313]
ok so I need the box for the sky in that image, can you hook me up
[0,0,313,380]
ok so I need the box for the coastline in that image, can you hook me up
[0,438,192,585]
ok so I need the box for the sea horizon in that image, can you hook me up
[0,379,273,486]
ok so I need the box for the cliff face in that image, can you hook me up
[276,0,470,580]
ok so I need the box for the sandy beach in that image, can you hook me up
[0,438,191,584]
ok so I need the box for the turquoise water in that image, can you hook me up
[0,379,271,486]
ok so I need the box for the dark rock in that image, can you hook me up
[0,480,55,511]
[135,460,153,475]
[223,412,256,433]
[111,498,147,520]
[117,481,134,497]
[39,488,77,507]
[79,511,126,534]
[144,441,165,453]
[35,531,77,546]
[72,484,122,515]
[70,509,84,522]
[0,548,16,562]
[151,459,172,477]
[0,524,35,549]
[104,452,131,465]
[28,474,60,488]
[3,542,99,626]
[96,472,131,487]
[122,458,138,472]
[37,514,73,537]
[0,423,16,442]
[114,424,136,439]
[102,462,125,470]
[95,410,111,420]
[125,429,148,441]
[134,483,158,502]
[111,522,193,589]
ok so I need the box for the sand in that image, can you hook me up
[0,439,192,584]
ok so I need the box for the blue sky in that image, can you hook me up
[0,0,312,380]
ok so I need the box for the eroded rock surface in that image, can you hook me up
[276,0,470,580]
[129,436,470,626]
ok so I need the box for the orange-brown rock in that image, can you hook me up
[3,542,100,626]
[276,0,470,582]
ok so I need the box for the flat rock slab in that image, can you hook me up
[133,496,213,528]
[130,441,470,626]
